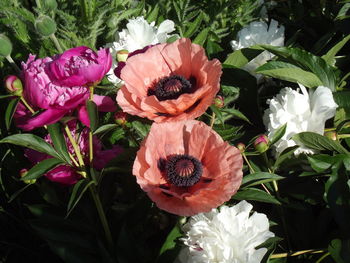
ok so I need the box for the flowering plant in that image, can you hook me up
[1,1,350,263]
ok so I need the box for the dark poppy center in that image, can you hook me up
[165,154,202,187]
[148,75,192,101]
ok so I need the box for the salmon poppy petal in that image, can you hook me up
[132,120,243,216]
[117,38,222,122]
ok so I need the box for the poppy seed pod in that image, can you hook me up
[35,15,57,37]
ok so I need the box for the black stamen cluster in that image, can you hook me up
[165,154,202,187]
[148,75,192,101]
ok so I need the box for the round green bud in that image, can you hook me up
[254,134,269,153]
[42,0,58,11]
[35,15,57,37]
[0,34,12,57]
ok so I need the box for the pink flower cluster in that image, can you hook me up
[15,46,114,130]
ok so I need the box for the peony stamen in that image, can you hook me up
[164,154,202,187]
[148,75,192,101]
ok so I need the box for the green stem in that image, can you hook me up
[89,86,94,166]
[210,112,216,128]
[89,184,114,251]
[6,55,21,73]
[316,252,330,263]
[35,0,41,8]
[271,249,325,259]
[20,97,35,114]
[64,125,86,174]
[49,34,63,53]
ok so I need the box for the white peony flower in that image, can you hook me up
[176,201,274,263]
[263,84,338,155]
[230,19,284,80]
[105,16,176,85]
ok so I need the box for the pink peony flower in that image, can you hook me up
[25,121,123,185]
[15,51,115,131]
[49,46,112,87]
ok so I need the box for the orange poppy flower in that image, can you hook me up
[133,120,243,216]
[117,38,222,122]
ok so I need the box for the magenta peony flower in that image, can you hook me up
[49,46,112,86]
[15,51,115,131]
[25,121,123,185]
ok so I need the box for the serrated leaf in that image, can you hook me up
[183,12,203,38]
[241,172,284,188]
[21,158,64,181]
[66,179,94,218]
[193,27,210,46]
[233,188,281,205]
[131,121,150,138]
[210,105,224,126]
[5,98,19,130]
[146,4,159,23]
[86,100,99,132]
[0,134,61,159]
[48,123,71,164]
[292,132,349,154]
[224,46,263,68]
[256,61,322,88]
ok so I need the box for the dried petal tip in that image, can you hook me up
[213,95,224,108]
[5,75,23,96]
[237,143,246,152]
[324,131,337,141]
[116,49,129,62]
[114,111,128,126]
[20,169,36,184]
[254,134,269,153]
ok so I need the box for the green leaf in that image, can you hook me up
[183,12,203,38]
[210,105,224,126]
[329,239,350,263]
[322,34,350,65]
[131,121,150,138]
[221,108,251,123]
[292,132,349,154]
[273,145,299,170]
[146,4,159,23]
[232,188,281,205]
[8,184,33,203]
[333,91,350,109]
[307,154,334,172]
[47,123,71,164]
[21,158,64,181]
[157,224,182,263]
[270,123,287,145]
[0,134,61,159]
[241,172,284,188]
[66,179,95,218]
[93,124,117,135]
[86,100,99,132]
[255,61,322,88]
[259,45,338,91]
[193,27,210,46]
[5,98,19,130]
[223,46,263,68]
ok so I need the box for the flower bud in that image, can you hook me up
[35,15,57,37]
[20,169,36,184]
[213,95,224,108]
[116,49,129,62]
[5,75,23,96]
[0,34,12,57]
[254,134,269,153]
[237,143,246,152]
[324,131,337,141]
[114,111,128,126]
[42,0,58,11]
